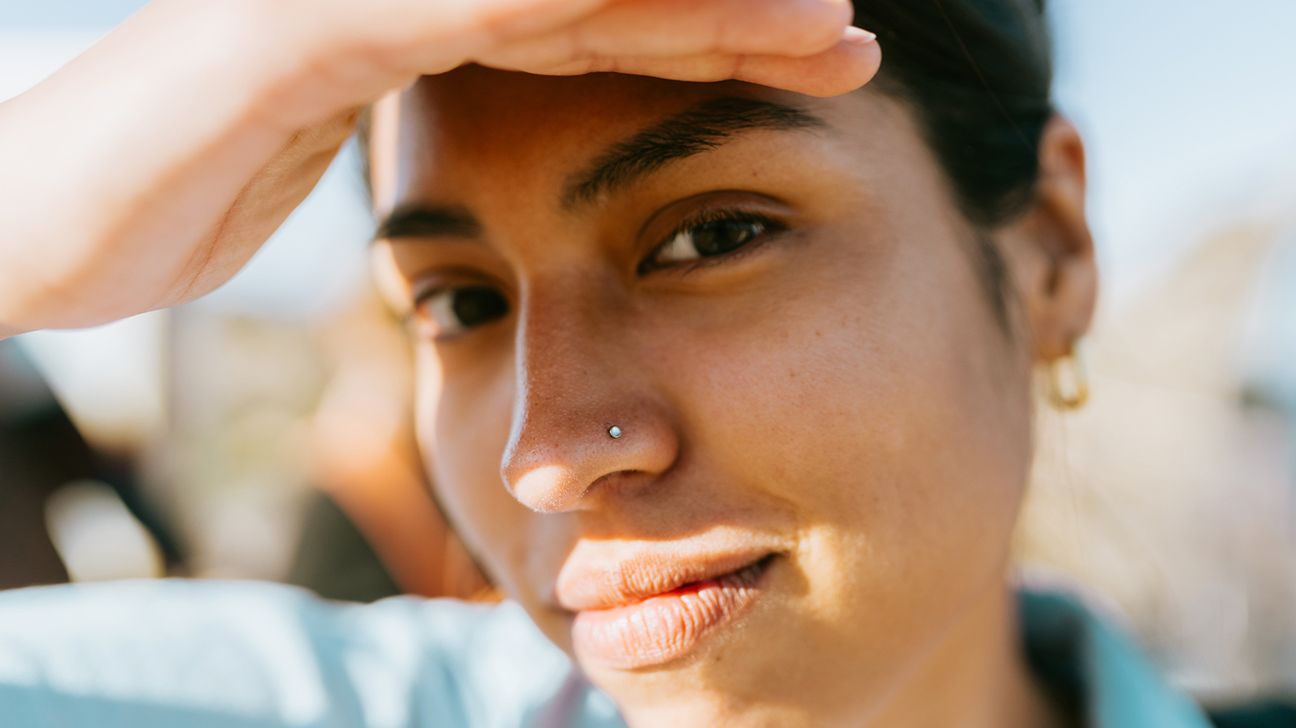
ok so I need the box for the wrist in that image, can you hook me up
[0,1,323,332]
[185,0,418,134]
[131,0,312,129]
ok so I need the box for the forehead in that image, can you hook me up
[369,66,892,213]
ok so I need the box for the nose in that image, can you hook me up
[499,280,679,513]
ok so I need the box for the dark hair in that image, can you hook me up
[852,0,1053,326]
[854,0,1054,226]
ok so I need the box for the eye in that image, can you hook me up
[642,209,782,274]
[412,285,509,339]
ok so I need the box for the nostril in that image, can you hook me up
[583,469,654,503]
[502,457,656,514]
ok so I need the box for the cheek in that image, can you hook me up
[413,346,535,595]
[668,219,1031,626]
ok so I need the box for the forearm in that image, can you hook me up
[0,0,349,333]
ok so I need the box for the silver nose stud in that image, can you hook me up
[607,426,623,440]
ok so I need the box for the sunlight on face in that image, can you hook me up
[370,66,1037,726]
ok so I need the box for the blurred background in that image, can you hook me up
[1,0,1294,709]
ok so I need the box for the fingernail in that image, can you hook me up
[843,27,878,45]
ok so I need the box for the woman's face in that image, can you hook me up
[370,66,1085,725]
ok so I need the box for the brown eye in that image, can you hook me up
[654,216,770,265]
[414,285,508,338]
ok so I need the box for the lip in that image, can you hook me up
[557,548,777,611]
[559,550,779,670]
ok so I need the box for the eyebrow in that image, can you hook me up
[373,97,826,242]
[374,204,482,243]
[561,97,826,210]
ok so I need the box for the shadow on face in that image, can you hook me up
[368,65,1066,725]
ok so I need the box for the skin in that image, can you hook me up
[0,0,877,335]
[0,0,1095,723]
[368,67,1096,727]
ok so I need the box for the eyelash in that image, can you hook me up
[405,277,505,341]
[407,208,788,340]
[639,208,787,276]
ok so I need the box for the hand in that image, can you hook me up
[0,0,880,334]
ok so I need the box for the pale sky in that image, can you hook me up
[1049,0,1296,297]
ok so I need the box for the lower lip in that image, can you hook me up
[570,556,775,670]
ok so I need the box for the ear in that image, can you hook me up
[999,115,1098,362]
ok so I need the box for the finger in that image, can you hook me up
[477,0,856,71]
[290,0,614,76]
[255,0,619,124]
[729,30,882,96]
[505,30,883,98]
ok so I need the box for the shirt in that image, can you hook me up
[0,580,1240,727]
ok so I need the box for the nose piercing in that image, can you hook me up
[608,425,623,439]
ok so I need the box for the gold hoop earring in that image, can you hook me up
[1048,344,1089,411]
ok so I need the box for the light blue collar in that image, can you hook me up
[1020,590,1213,728]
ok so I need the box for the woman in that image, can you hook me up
[0,0,1276,726]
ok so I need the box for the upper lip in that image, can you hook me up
[555,546,776,612]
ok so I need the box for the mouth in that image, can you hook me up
[564,552,779,670]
